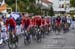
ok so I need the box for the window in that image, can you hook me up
[62,4,64,8]
[59,4,64,8]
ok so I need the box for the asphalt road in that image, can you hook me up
[0,28,75,49]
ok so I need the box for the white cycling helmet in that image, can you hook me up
[6,14,10,18]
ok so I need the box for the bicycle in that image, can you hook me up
[35,26,42,42]
[55,23,62,35]
[40,26,45,38]
[7,29,18,49]
[23,28,31,45]
[63,23,69,33]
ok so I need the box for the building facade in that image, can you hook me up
[52,0,70,14]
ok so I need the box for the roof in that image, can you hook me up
[0,4,8,12]
[41,0,53,4]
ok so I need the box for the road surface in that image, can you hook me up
[0,28,75,49]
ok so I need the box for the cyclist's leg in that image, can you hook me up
[24,25,27,35]
[24,25,30,40]
[68,23,70,29]
[12,26,18,43]
[8,26,14,44]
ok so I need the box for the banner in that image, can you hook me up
[11,13,20,20]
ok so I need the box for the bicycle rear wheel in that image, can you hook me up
[8,34,18,49]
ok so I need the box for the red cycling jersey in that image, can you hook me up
[31,18,36,26]
[33,15,42,26]
[6,18,16,33]
[21,16,31,31]
[41,19,45,26]
[35,19,41,26]
[56,17,61,26]
[45,18,50,26]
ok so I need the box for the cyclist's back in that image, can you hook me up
[41,18,45,26]
[6,18,16,26]
[25,19,30,29]
[45,17,51,25]
[6,17,16,33]
[56,16,61,26]
[36,19,41,27]
[56,16,61,23]
[62,16,67,23]
[22,17,30,30]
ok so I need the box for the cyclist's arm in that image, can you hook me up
[27,19,31,31]
[21,20,24,29]
[12,19,17,34]
[13,19,16,27]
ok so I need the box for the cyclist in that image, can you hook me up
[6,16,18,43]
[33,15,42,41]
[66,16,72,28]
[44,16,51,34]
[62,16,67,28]
[55,16,61,32]
[40,17,45,37]
[35,15,42,28]
[51,16,56,31]
[31,17,36,28]
[56,16,61,26]
[21,15,31,44]
[21,16,31,32]
[6,17,16,33]
[41,17,45,27]
[62,16,67,24]
[45,16,51,27]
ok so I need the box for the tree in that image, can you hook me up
[6,0,30,12]
[5,0,43,14]
[48,6,54,16]
[70,0,75,7]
